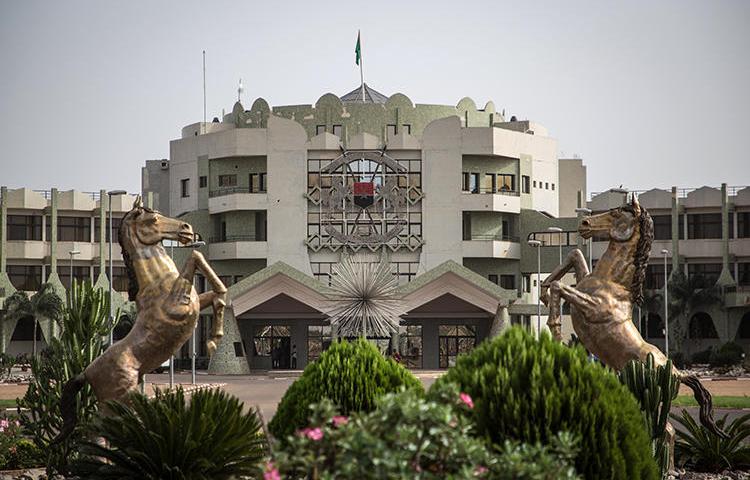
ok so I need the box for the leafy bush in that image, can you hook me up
[434,327,659,480]
[691,348,712,364]
[619,354,680,477]
[17,281,113,476]
[268,338,422,440]
[273,382,580,479]
[0,416,43,469]
[70,388,266,479]
[0,353,15,380]
[709,342,745,368]
[671,409,750,471]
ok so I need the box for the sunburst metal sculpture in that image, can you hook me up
[326,256,402,338]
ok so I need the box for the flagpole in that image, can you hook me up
[359,31,365,102]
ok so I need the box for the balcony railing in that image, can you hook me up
[590,185,748,200]
[467,234,520,242]
[463,188,520,196]
[209,235,265,243]
[209,187,267,198]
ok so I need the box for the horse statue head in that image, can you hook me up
[577,195,653,305]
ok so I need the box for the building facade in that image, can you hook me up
[0,188,138,355]
[143,85,587,373]
[588,185,750,359]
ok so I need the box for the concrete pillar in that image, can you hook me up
[44,188,65,341]
[671,187,680,276]
[489,304,510,338]
[93,190,108,291]
[145,191,154,210]
[717,183,735,287]
[0,186,16,354]
[208,306,251,374]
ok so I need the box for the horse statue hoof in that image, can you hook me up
[207,340,217,357]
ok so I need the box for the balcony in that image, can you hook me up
[462,234,521,259]
[208,236,268,260]
[6,240,47,260]
[461,189,520,213]
[208,189,268,214]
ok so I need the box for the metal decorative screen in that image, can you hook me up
[306,150,424,252]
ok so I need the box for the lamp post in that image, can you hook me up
[661,248,670,358]
[575,207,593,271]
[527,239,542,338]
[190,240,206,385]
[547,226,563,324]
[68,250,80,288]
[107,190,127,347]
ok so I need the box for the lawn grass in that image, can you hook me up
[673,395,750,409]
[0,398,18,409]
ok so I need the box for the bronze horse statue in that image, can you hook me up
[540,195,725,438]
[55,197,227,441]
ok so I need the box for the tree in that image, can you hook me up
[2,283,64,357]
[667,271,722,351]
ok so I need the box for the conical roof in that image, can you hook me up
[340,83,388,104]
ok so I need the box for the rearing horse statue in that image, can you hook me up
[540,195,725,438]
[56,197,227,441]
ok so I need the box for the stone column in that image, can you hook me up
[94,190,108,290]
[489,303,510,338]
[0,186,16,353]
[671,187,680,276]
[207,305,251,374]
[44,188,65,340]
[717,183,735,287]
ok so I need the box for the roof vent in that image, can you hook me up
[160,160,169,170]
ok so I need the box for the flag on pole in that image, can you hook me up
[355,31,362,65]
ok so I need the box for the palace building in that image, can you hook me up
[141,84,588,373]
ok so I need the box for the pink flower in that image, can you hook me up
[474,465,488,476]
[298,427,324,441]
[0,420,8,429]
[459,392,474,409]
[14,421,19,427]
[331,415,348,427]
[263,461,281,480]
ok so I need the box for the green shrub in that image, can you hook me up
[268,338,422,440]
[619,354,680,477]
[433,327,659,480]
[70,388,266,479]
[691,348,712,364]
[709,342,745,368]
[273,382,580,479]
[671,410,750,471]
[0,416,43,470]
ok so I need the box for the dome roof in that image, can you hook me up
[340,83,388,104]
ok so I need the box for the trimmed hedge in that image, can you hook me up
[709,342,744,368]
[433,327,659,480]
[268,338,422,440]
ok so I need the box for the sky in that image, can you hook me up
[1,0,749,196]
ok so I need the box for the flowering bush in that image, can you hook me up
[0,416,42,470]
[273,382,580,479]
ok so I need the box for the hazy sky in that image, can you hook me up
[1,1,748,195]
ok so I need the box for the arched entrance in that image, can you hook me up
[689,312,718,339]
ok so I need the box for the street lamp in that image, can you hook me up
[661,249,670,358]
[107,190,127,347]
[575,207,593,271]
[547,226,563,323]
[68,250,80,288]
[190,240,206,385]
[527,239,542,338]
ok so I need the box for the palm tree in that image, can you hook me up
[1,283,64,357]
[667,271,722,350]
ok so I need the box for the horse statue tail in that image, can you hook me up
[52,373,88,444]
[680,374,728,439]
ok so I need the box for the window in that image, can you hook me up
[7,215,42,241]
[652,215,672,240]
[94,217,122,242]
[482,174,495,193]
[56,266,90,289]
[438,325,476,368]
[545,182,549,190]
[254,212,267,241]
[386,124,397,136]
[551,183,555,191]
[316,125,326,135]
[93,266,129,292]
[739,263,750,286]
[687,213,721,239]
[738,212,750,238]
[249,173,267,193]
[461,172,470,192]
[533,180,537,188]
[199,176,207,188]
[402,124,412,134]
[462,212,471,241]
[688,263,723,287]
[307,325,332,362]
[500,275,515,290]
[523,274,531,293]
[181,178,190,198]
[252,325,291,369]
[218,174,237,187]
[497,174,515,192]
[644,263,673,290]
[488,274,498,284]
[50,217,90,242]
[399,325,422,368]
[331,124,342,137]
[7,265,42,291]
[522,175,530,194]
[469,173,480,194]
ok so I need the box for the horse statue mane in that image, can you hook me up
[54,196,228,443]
[540,194,726,444]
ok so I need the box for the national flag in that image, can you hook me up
[355,31,361,65]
